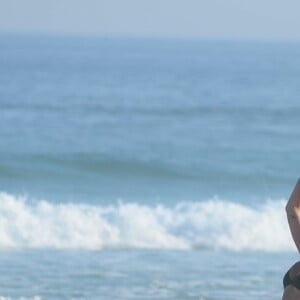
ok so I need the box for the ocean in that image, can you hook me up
[0,34,299,299]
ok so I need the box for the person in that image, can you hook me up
[283,179,300,299]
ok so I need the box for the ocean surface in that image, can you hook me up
[0,34,300,299]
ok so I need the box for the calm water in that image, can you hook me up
[0,34,300,299]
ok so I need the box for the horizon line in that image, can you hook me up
[1,30,300,44]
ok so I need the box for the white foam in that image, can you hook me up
[0,192,294,252]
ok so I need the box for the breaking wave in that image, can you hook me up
[0,192,294,252]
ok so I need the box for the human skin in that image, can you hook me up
[282,179,300,299]
[282,285,300,300]
[286,178,300,251]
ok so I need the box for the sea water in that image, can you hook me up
[0,34,300,299]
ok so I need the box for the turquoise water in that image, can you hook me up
[0,35,300,299]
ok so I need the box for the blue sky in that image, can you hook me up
[1,0,300,40]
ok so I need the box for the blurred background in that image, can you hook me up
[0,1,300,299]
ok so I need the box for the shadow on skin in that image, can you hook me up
[282,285,300,300]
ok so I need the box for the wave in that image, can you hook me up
[0,297,41,300]
[0,192,293,252]
[0,154,194,181]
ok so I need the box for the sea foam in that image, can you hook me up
[0,192,294,252]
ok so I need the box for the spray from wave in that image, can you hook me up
[0,192,293,252]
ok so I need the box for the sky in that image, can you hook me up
[1,0,300,41]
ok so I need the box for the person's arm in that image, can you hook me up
[286,178,300,252]
[282,285,300,300]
